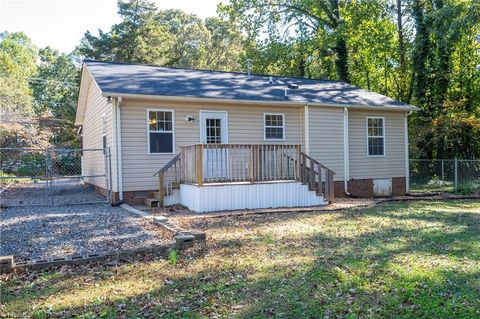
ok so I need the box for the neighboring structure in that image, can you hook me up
[75,60,418,212]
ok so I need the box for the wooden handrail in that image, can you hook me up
[156,154,181,207]
[153,154,181,176]
[297,152,336,203]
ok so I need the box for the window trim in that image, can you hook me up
[146,108,175,155]
[264,112,286,141]
[366,116,386,157]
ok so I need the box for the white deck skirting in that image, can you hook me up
[166,181,327,212]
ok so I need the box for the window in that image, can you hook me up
[264,113,285,140]
[205,118,222,144]
[102,113,107,154]
[148,110,174,153]
[367,117,385,156]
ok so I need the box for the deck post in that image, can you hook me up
[249,145,255,183]
[317,163,322,195]
[329,172,335,203]
[302,154,307,184]
[309,158,315,190]
[158,171,165,207]
[197,144,203,186]
[296,145,301,181]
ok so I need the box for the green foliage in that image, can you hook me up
[16,154,46,177]
[77,2,245,71]
[0,31,37,78]
[0,31,37,115]
[168,250,178,266]
[32,47,80,119]
[53,155,81,176]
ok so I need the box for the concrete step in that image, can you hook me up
[144,197,159,208]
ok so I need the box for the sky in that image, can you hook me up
[0,0,222,53]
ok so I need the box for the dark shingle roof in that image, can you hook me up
[85,60,417,110]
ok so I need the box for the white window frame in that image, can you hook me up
[264,113,286,141]
[101,113,107,154]
[199,110,229,144]
[146,109,175,155]
[366,116,386,157]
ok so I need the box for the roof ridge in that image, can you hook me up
[83,59,346,84]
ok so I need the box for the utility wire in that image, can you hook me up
[1,75,79,86]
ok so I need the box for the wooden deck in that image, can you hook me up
[155,144,335,207]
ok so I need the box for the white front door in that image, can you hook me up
[200,111,228,180]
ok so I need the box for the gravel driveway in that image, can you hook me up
[0,204,173,261]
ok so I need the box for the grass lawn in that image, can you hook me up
[1,200,480,318]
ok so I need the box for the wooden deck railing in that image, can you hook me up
[155,143,336,206]
[180,144,301,185]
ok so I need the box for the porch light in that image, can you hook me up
[185,116,195,122]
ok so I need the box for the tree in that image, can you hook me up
[77,2,245,71]
[0,31,37,116]
[222,0,352,82]
[77,0,171,64]
[32,48,80,118]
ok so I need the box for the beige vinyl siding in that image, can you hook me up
[307,106,345,181]
[349,110,406,179]
[120,99,304,191]
[81,71,115,190]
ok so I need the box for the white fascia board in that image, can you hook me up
[74,64,90,126]
[101,92,306,108]
[101,93,420,111]
[308,101,420,112]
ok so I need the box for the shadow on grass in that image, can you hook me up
[2,200,479,318]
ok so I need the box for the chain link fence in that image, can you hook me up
[0,148,111,207]
[410,159,480,194]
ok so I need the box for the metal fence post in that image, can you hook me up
[44,148,49,205]
[454,158,458,191]
[441,160,444,191]
[45,148,52,205]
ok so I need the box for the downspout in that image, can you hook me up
[304,102,310,155]
[404,110,412,193]
[114,97,124,202]
[343,107,351,196]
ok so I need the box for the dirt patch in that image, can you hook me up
[150,198,378,220]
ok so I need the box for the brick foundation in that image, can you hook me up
[92,177,407,206]
[392,177,407,196]
[122,191,153,205]
[334,181,346,198]
[347,179,374,197]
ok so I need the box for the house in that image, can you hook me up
[75,60,419,212]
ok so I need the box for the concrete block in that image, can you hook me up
[187,229,207,242]
[0,256,14,270]
[174,233,195,249]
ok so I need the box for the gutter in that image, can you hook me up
[113,97,124,201]
[101,92,420,112]
[343,107,351,196]
[404,110,413,193]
